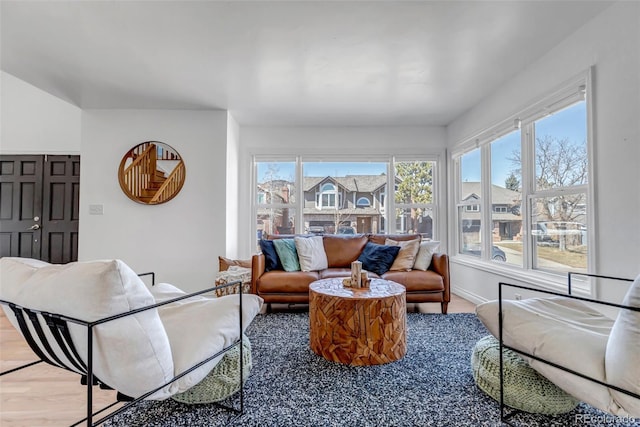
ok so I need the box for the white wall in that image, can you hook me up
[0,71,81,153]
[446,2,640,304]
[237,126,447,258]
[80,109,228,292]
[226,113,240,258]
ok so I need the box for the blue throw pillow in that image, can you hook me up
[259,239,283,271]
[357,242,401,276]
[273,238,301,272]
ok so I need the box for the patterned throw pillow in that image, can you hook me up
[259,239,283,271]
[385,238,420,271]
[273,238,301,272]
[357,242,401,276]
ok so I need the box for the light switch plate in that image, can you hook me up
[89,204,104,215]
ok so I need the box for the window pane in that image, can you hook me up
[535,101,587,191]
[460,148,481,200]
[257,207,297,238]
[396,207,433,238]
[256,162,296,204]
[394,161,433,204]
[491,130,522,266]
[303,161,386,234]
[459,206,481,257]
[531,193,587,273]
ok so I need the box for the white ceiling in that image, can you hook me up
[1,1,613,126]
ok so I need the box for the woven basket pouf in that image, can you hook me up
[172,335,252,404]
[471,335,579,415]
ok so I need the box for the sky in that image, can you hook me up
[462,101,587,186]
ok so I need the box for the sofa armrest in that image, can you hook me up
[251,254,265,294]
[430,253,450,303]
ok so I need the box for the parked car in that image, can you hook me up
[464,246,506,261]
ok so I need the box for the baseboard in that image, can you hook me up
[451,284,489,306]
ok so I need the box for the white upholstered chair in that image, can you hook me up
[0,257,263,426]
[476,273,640,422]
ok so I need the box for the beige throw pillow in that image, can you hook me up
[413,240,440,271]
[385,238,420,271]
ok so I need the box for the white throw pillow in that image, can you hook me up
[294,236,328,272]
[0,257,175,400]
[413,240,440,271]
[605,274,640,417]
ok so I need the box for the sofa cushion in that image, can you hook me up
[605,274,640,416]
[0,257,175,400]
[257,271,320,294]
[381,270,443,292]
[323,235,368,268]
[294,236,328,272]
[386,238,420,271]
[273,238,300,272]
[259,239,283,271]
[413,241,440,271]
[357,242,400,276]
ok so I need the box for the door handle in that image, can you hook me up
[29,224,41,230]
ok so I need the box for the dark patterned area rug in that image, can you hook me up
[105,312,639,427]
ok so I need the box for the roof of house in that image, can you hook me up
[303,175,389,193]
[461,182,521,205]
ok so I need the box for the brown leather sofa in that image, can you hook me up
[251,233,450,313]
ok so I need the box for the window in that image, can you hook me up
[491,129,522,267]
[530,101,588,273]
[253,158,438,242]
[254,161,296,245]
[356,197,371,207]
[458,149,482,257]
[453,73,590,276]
[316,183,339,209]
[394,160,435,237]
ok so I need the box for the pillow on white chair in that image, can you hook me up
[476,297,618,414]
[0,257,175,399]
[149,282,264,394]
[605,274,640,417]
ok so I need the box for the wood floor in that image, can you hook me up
[0,294,475,427]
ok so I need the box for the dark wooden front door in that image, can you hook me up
[0,155,80,263]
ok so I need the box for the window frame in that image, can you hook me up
[450,69,595,294]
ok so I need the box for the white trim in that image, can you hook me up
[450,286,488,306]
[450,256,592,296]
[451,70,590,157]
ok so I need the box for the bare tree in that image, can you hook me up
[510,135,587,249]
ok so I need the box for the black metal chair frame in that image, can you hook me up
[0,272,248,426]
[498,272,640,426]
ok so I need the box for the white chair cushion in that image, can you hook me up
[605,274,640,417]
[0,257,175,399]
[476,297,622,414]
[150,282,263,394]
[294,236,328,272]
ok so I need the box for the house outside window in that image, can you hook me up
[452,72,591,277]
[253,158,438,241]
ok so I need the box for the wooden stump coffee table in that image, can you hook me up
[309,278,407,366]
